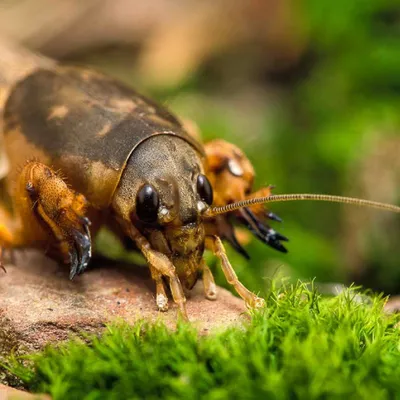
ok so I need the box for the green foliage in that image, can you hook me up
[165,0,400,292]
[7,284,400,399]
[256,0,400,290]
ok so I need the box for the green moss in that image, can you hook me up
[6,283,400,399]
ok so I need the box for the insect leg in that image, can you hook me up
[149,265,169,311]
[126,225,188,320]
[206,235,265,309]
[12,161,92,279]
[201,259,217,300]
[203,139,287,254]
[0,206,20,270]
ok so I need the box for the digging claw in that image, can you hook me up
[267,212,282,222]
[270,230,288,242]
[225,224,250,259]
[239,208,289,253]
[80,216,91,228]
[69,219,92,280]
[69,247,79,280]
[264,228,288,253]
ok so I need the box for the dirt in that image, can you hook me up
[0,250,247,354]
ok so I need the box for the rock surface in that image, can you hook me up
[384,295,400,314]
[0,251,247,357]
[0,383,50,399]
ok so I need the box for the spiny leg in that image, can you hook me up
[126,223,188,320]
[204,139,288,254]
[201,259,217,300]
[206,235,265,309]
[149,265,169,311]
[12,161,92,278]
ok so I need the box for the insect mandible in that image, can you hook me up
[0,42,399,320]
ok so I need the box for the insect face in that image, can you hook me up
[112,135,212,288]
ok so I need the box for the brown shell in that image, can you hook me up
[3,66,204,207]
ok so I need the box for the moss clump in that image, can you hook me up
[6,282,400,399]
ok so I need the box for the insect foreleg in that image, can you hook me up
[149,265,169,311]
[125,224,188,320]
[10,161,92,278]
[200,259,217,300]
[203,139,288,253]
[206,235,265,309]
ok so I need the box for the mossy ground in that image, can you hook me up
[5,282,400,400]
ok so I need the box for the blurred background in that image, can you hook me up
[1,0,399,295]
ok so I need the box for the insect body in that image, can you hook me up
[0,59,273,317]
[0,43,399,319]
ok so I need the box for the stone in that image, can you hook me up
[384,295,400,314]
[0,383,50,399]
[0,250,248,357]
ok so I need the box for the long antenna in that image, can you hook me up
[205,194,400,217]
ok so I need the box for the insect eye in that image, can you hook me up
[136,184,159,223]
[197,174,213,205]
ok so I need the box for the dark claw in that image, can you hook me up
[80,216,92,227]
[69,246,80,280]
[270,230,289,242]
[218,217,250,260]
[243,208,269,234]
[264,228,288,253]
[69,220,92,280]
[244,208,284,239]
[75,230,92,270]
[267,212,282,223]
[225,227,250,260]
[240,208,288,253]
[244,220,288,253]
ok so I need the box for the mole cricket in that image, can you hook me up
[0,41,398,319]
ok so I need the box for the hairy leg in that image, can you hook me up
[125,223,188,320]
[201,259,217,300]
[1,161,92,278]
[149,265,169,311]
[206,235,265,309]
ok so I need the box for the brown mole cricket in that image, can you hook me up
[0,41,399,320]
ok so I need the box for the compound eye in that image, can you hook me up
[136,184,159,223]
[197,174,213,205]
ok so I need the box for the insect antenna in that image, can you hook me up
[205,194,400,217]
